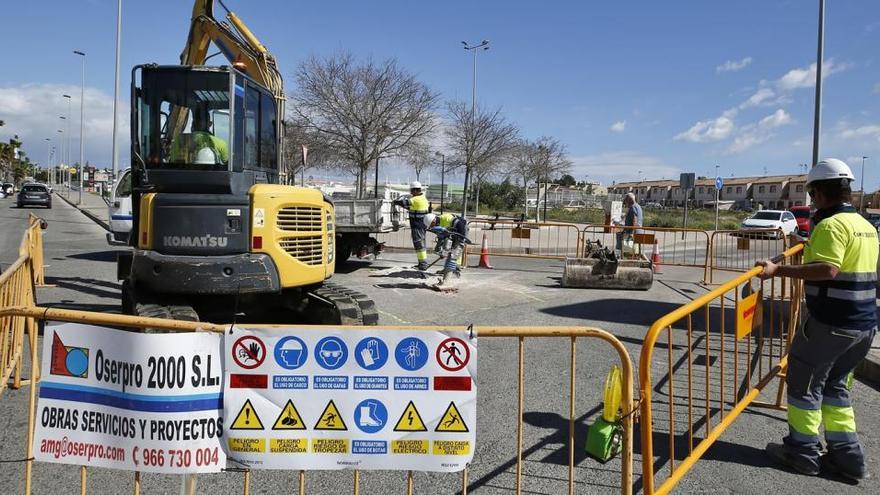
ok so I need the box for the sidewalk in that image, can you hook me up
[55,187,110,230]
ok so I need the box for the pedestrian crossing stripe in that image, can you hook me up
[272,400,306,430]
[230,399,265,430]
[393,401,427,432]
[434,401,469,433]
[314,400,347,431]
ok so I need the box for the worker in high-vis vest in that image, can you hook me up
[758,158,877,481]
[393,181,432,270]
[425,212,468,287]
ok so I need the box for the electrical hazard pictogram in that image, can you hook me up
[393,401,427,432]
[314,400,347,431]
[230,399,265,430]
[272,400,306,430]
[435,401,469,433]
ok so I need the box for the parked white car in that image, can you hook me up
[740,210,798,238]
[106,169,133,246]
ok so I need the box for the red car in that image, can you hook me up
[789,205,812,234]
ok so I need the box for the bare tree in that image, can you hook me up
[290,53,439,197]
[282,120,338,184]
[507,137,571,220]
[445,101,519,216]
[400,139,435,182]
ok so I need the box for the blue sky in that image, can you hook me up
[1,0,878,187]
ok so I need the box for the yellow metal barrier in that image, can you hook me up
[380,220,584,261]
[707,228,788,284]
[1,214,46,398]
[579,225,711,279]
[0,305,636,495]
[638,244,804,494]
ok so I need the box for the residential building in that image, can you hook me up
[721,177,753,202]
[694,178,718,207]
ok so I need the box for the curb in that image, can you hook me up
[855,333,880,386]
[55,192,111,232]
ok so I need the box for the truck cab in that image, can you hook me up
[106,168,133,245]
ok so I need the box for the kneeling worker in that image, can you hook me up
[393,181,432,270]
[757,158,877,481]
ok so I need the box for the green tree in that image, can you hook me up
[556,174,576,186]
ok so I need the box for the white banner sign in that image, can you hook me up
[33,324,226,473]
[223,327,477,471]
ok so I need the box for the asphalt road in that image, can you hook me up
[1,193,878,494]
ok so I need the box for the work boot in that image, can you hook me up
[765,443,820,476]
[821,453,870,482]
[416,261,429,271]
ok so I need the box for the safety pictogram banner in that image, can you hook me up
[222,327,477,471]
[33,324,226,473]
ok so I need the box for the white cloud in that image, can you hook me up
[838,123,880,142]
[777,58,852,91]
[674,114,735,143]
[569,151,680,184]
[0,83,129,168]
[873,83,880,94]
[726,109,793,154]
[716,57,753,73]
[610,120,626,132]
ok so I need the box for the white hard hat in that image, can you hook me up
[806,158,855,186]
[194,147,218,165]
[410,181,423,190]
[423,213,436,227]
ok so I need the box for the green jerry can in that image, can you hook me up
[585,365,623,462]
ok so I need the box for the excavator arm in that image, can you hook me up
[169,0,284,159]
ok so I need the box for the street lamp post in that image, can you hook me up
[111,0,123,182]
[62,95,72,180]
[860,156,869,213]
[74,50,86,205]
[45,138,51,184]
[56,129,64,185]
[461,39,490,218]
[435,152,446,212]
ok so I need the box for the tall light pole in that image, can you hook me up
[435,151,446,213]
[62,94,72,174]
[111,0,122,181]
[810,0,825,173]
[45,138,51,184]
[74,50,86,205]
[860,156,869,213]
[461,39,489,217]
[57,129,64,185]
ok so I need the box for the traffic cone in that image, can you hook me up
[477,232,493,269]
[651,243,661,274]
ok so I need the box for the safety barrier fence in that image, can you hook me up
[0,303,636,495]
[707,229,788,284]
[379,220,584,260]
[638,243,804,494]
[1,214,46,398]
[578,225,711,279]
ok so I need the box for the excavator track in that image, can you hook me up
[309,282,379,326]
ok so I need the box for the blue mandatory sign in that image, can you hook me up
[353,399,388,434]
[395,337,428,371]
[315,336,348,370]
[274,336,308,370]
[354,337,388,370]
[715,176,724,190]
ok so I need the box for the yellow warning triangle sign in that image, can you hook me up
[435,401,469,433]
[313,400,347,431]
[230,399,264,430]
[272,400,306,430]
[394,401,427,432]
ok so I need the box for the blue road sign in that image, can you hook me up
[715,176,724,190]
[395,337,429,371]
[274,336,308,370]
[354,399,388,434]
[355,337,388,370]
[315,336,348,370]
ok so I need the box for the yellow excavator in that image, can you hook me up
[118,0,377,325]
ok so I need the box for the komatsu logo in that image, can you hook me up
[162,235,228,248]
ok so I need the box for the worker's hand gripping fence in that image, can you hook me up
[638,244,804,495]
[707,229,789,284]
[0,214,46,398]
[380,220,583,260]
[0,302,637,495]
